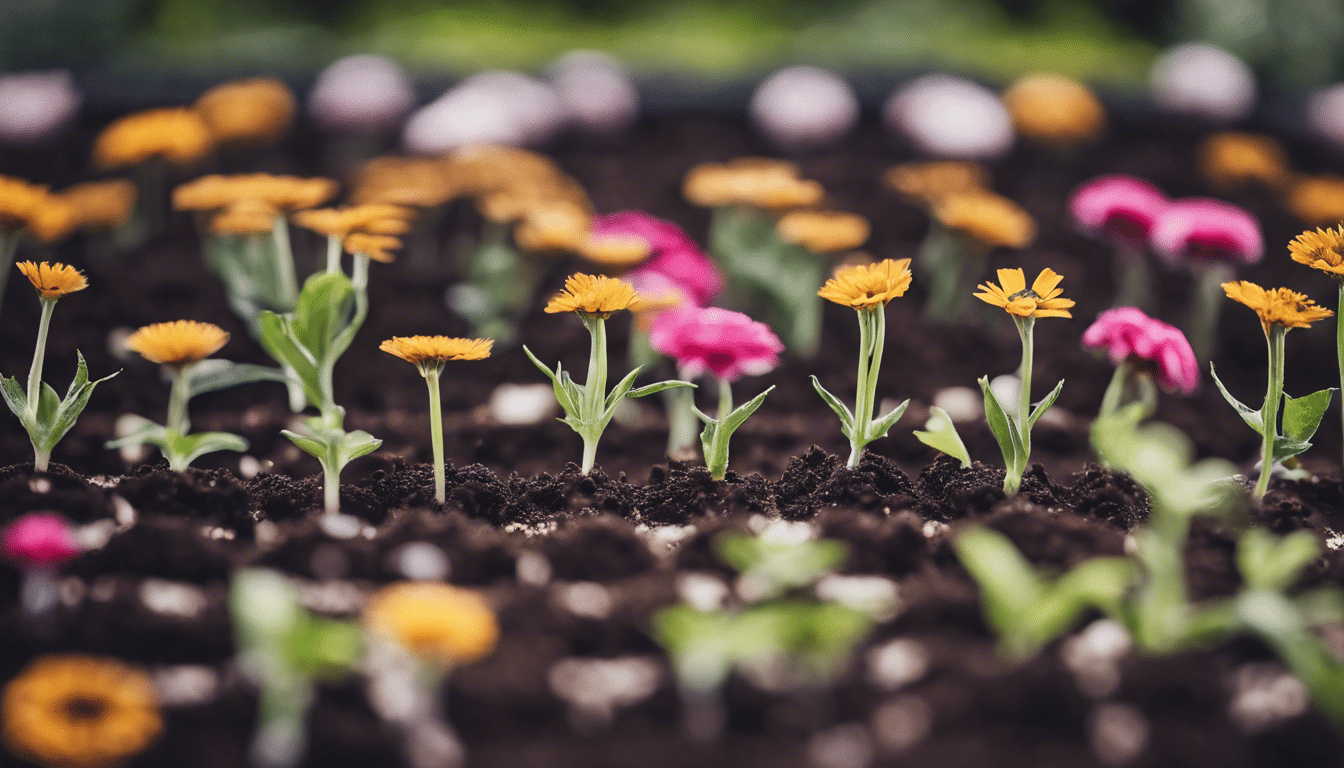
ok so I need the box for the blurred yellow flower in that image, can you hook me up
[1002,73,1106,145]
[1198,132,1289,190]
[93,108,214,170]
[777,210,870,253]
[194,77,296,146]
[1284,174,1344,227]
[344,233,403,263]
[935,191,1035,249]
[885,161,988,206]
[364,582,499,667]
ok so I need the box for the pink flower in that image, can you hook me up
[1083,307,1199,394]
[592,211,723,306]
[1149,198,1262,265]
[3,513,80,567]
[649,307,783,382]
[1070,175,1168,247]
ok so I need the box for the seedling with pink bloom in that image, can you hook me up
[1070,175,1168,310]
[650,307,781,479]
[1084,307,1199,422]
[3,512,80,622]
[1149,198,1263,360]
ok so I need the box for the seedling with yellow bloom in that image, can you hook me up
[0,175,50,310]
[107,320,251,471]
[920,269,1073,494]
[1,262,117,472]
[926,190,1036,322]
[525,274,694,473]
[1213,280,1336,499]
[1290,226,1344,472]
[382,336,492,504]
[812,259,913,468]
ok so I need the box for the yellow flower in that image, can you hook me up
[207,200,280,236]
[172,174,338,214]
[1289,226,1344,278]
[351,156,460,208]
[975,268,1075,319]
[1223,280,1334,335]
[24,198,79,243]
[884,161,988,206]
[580,234,653,268]
[683,158,824,209]
[54,180,137,233]
[16,261,88,300]
[935,191,1036,249]
[364,582,499,667]
[92,107,214,170]
[513,201,592,253]
[344,233,402,263]
[380,336,493,371]
[446,144,564,196]
[2,655,162,768]
[1284,174,1344,227]
[194,77,296,146]
[818,258,913,309]
[1002,73,1106,145]
[544,273,645,318]
[0,175,49,232]
[292,205,416,238]
[126,320,230,367]
[1198,132,1289,190]
[777,210,870,253]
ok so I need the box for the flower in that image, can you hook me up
[649,307,783,382]
[1083,307,1199,394]
[380,336,493,368]
[975,268,1075,318]
[776,210,870,253]
[0,175,49,231]
[16,261,87,299]
[1223,280,1334,334]
[125,320,230,367]
[207,200,280,236]
[683,158,824,209]
[1069,174,1168,247]
[884,161,988,206]
[513,201,592,253]
[364,582,498,666]
[1002,73,1106,145]
[884,74,1015,159]
[1284,174,1344,227]
[580,234,652,268]
[292,204,416,238]
[92,107,214,169]
[1197,132,1289,190]
[818,258,913,309]
[544,273,644,317]
[592,211,722,306]
[51,180,136,233]
[2,655,162,768]
[2,513,80,567]
[172,174,338,214]
[1289,226,1344,278]
[194,77,296,146]
[352,156,459,208]
[344,233,402,263]
[1150,198,1263,266]
[935,191,1035,248]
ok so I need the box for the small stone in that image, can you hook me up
[933,387,982,422]
[870,696,933,754]
[677,572,730,612]
[866,639,929,690]
[489,383,559,426]
[139,579,208,618]
[815,575,901,621]
[319,514,363,540]
[1089,703,1149,765]
[555,581,613,619]
[516,550,552,586]
[807,723,874,768]
[391,542,450,582]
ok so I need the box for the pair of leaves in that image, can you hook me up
[979,375,1064,489]
[809,376,910,448]
[1,352,118,456]
[1237,528,1321,592]
[259,272,359,412]
[106,415,247,471]
[1210,363,1335,467]
[714,530,847,601]
[230,569,363,679]
[281,412,382,469]
[694,386,775,479]
[913,406,972,468]
[523,345,692,439]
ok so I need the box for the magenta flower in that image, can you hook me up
[1150,198,1263,265]
[1070,175,1168,247]
[1083,307,1199,394]
[593,211,723,306]
[649,307,783,382]
[3,512,80,567]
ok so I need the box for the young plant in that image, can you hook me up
[0,262,118,472]
[0,176,51,310]
[917,268,1073,494]
[2,513,81,629]
[524,274,694,474]
[1288,226,1344,473]
[1083,307,1199,424]
[812,259,914,468]
[1069,175,1168,311]
[771,210,871,356]
[649,307,781,480]
[1212,281,1335,500]
[924,191,1035,323]
[108,320,250,471]
[380,336,493,503]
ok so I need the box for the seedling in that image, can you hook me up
[1289,226,1344,473]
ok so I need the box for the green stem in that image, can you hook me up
[579,315,609,474]
[325,235,342,274]
[665,371,700,460]
[1188,262,1233,362]
[1255,325,1286,500]
[272,215,298,310]
[707,377,734,481]
[847,309,875,468]
[1337,283,1343,474]
[165,363,195,472]
[26,298,56,421]
[323,450,341,516]
[1114,245,1153,311]
[425,366,446,504]
[1098,359,1129,419]
[1007,316,1036,495]
[0,232,18,311]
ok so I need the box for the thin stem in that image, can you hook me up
[272,215,298,310]
[165,363,195,472]
[707,377,734,481]
[579,315,608,474]
[717,376,733,419]
[847,308,874,468]
[1114,244,1154,311]
[1337,283,1343,474]
[323,451,341,516]
[26,298,56,421]
[1255,325,1286,500]
[1007,315,1036,495]
[665,366,700,460]
[0,232,18,311]
[1188,262,1233,361]
[325,235,342,274]
[425,366,446,504]
[1098,360,1130,419]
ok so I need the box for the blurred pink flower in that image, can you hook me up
[1150,198,1262,265]
[650,307,783,382]
[593,211,723,305]
[1083,307,1199,394]
[1070,174,1168,247]
[3,513,79,567]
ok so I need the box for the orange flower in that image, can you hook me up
[1198,132,1289,190]
[580,234,653,268]
[1284,174,1344,227]
[777,210,870,253]
[1002,73,1106,145]
[207,200,280,236]
[975,268,1074,319]
[16,261,87,300]
[935,191,1035,249]
[344,233,402,263]
[513,201,592,253]
[1223,280,1333,334]
[818,258,913,309]
[126,320,230,367]
[351,156,459,208]
[380,336,493,369]
[544,273,644,317]
[1288,226,1344,279]
[292,204,416,238]
[364,582,499,667]
[92,108,214,169]
[0,175,49,231]
[683,158,824,209]
[172,174,338,214]
[885,161,988,206]
[194,77,296,146]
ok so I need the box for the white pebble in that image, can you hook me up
[870,695,933,754]
[391,542,450,581]
[677,572,731,612]
[1089,703,1149,765]
[555,581,613,619]
[751,65,859,151]
[1306,83,1344,151]
[807,723,874,768]
[139,579,208,618]
[238,456,263,480]
[0,70,79,145]
[932,387,982,422]
[989,374,1021,415]
[489,383,559,426]
[516,550,552,586]
[403,71,565,153]
[547,656,662,729]
[1229,663,1311,732]
[152,665,219,706]
[866,638,929,690]
[815,575,901,621]
[884,74,1014,159]
[319,514,363,540]
[1149,43,1256,123]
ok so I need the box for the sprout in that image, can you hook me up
[525,273,694,473]
[1,262,117,472]
[108,320,250,471]
[2,512,80,623]
[1214,281,1336,500]
[1069,175,1168,311]
[381,336,493,503]
[1290,226,1344,473]
[812,259,913,468]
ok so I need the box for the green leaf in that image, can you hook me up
[259,311,324,408]
[165,430,249,469]
[105,416,169,450]
[867,398,910,440]
[1210,363,1263,433]
[41,353,117,453]
[719,386,774,436]
[1238,528,1321,592]
[34,382,60,425]
[1273,388,1336,464]
[627,379,696,398]
[337,430,382,464]
[291,272,354,358]
[810,375,854,438]
[603,366,644,412]
[1027,379,1065,430]
[0,375,29,426]
[979,376,1024,474]
[522,345,577,416]
[187,360,290,398]
[954,527,1044,637]
[281,428,327,459]
[913,406,972,468]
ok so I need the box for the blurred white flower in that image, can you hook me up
[1149,43,1256,123]
[308,54,416,133]
[548,50,640,136]
[0,71,79,145]
[883,74,1013,159]
[1306,83,1344,151]
[751,65,859,150]
[403,71,565,153]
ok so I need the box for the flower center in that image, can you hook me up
[1008,288,1040,301]
[61,695,109,722]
